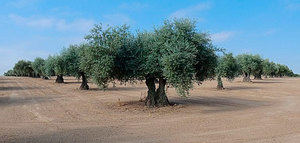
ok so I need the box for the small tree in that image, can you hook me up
[31,57,45,78]
[61,44,89,90]
[215,53,239,89]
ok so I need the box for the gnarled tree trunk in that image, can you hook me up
[254,74,262,80]
[243,72,251,82]
[155,78,169,106]
[145,76,156,107]
[217,76,224,90]
[55,75,64,83]
[79,72,89,90]
[145,76,170,107]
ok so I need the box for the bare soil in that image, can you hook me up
[0,76,300,143]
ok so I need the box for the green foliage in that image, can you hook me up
[4,69,15,76]
[84,24,138,89]
[262,59,277,77]
[216,53,239,80]
[12,60,34,77]
[275,64,294,77]
[31,57,45,77]
[236,54,263,77]
[61,45,83,78]
[44,56,56,77]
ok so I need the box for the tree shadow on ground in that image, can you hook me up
[0,86,45,91]
[0,95,61,107]
[225,86,261,90]
[89,86,147,91]
[109,95,270,114]
[171,96,270,113]
[2,126,137,143]
[252,81,283,84]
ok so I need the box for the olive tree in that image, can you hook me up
[61,44,89,90]
[44,55,67,83]
[83,24,138,89]
[84,19,218,107]
[262,59,277,78]
[4,70,15,76]
[215,53,239,89]
[236,54,263,82]
[13,60,34,77]
[252,55,264,80]
[136,19,218,106]
[31,57,46,78]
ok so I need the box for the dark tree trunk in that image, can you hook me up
[79,72,89,90]
[243,73,251,82]
[42,76,49,80]
[155,78,169,107]
[254,74,262,80]
[55,75,64,83]
[145,76,170,107]
[145,76,156,107]
[217,76,224,90]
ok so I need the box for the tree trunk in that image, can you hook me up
[42,76,49,80]
[155,78,170,107]
[55,75,64,83]
[145,76,156,107]
[243,73,251,82]
[79,72,89,90]
[254,74,262,80]
[217,76,224,90]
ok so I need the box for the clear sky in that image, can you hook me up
[0,0,299,75]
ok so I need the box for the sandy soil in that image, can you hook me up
[0,76,299,143]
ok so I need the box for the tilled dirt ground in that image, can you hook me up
[0,76,299,143]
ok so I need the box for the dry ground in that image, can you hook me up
[0,76,299,143]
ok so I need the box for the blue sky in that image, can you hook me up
[0,0,300,74]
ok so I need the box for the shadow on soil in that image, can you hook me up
[252,81,283,84]
[2,126,143,143]
[226,86,261,90]
[111,96,270,114]
[0,95,61,107]
[172,96,270,113]
[90,86,147,91]
[0,86,45,91]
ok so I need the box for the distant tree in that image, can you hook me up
[236,54,263,82]
[52,55,67,83]
[44,56,56,78]
[4,69,15,76]
[61,44,89,90]
[44,55,67,83]
[13,60,34,77]
[215,53,239,89]
[275,64,294,77]
[31,57,45,78]
[262,59,277,78]
[252,55,264,80]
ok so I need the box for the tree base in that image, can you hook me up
[79,83,89,90]
[217,85,225,90]
[55,75,64,83]
[243,77,252,82]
